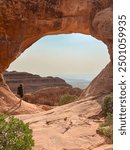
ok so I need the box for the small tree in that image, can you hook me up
[97,95,113,143]
[17,84,24,98]
[58,94,78,106]
[0,114,34,150]
[102,95,113,117]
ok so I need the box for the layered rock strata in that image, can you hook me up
[0,0,113,111]
[4,71,71,94]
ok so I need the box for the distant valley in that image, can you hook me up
[65,78,90,89]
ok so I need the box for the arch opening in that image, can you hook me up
[0,0,113,115]
[6,33,109,91]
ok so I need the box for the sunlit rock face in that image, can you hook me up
[0,0,113,110]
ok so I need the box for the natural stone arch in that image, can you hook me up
[0,0,113,112]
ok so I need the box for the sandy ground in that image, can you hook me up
[17,97,112,150]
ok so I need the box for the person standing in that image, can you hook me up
[17,84,24,98]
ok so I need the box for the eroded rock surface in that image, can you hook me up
[0,7,113,150]
[0,0,113,105]
[81,62,113,100]
[0,1,113,149]
[17,97,110,150]
[0,85,42,114]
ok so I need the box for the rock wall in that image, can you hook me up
[0,0,113,111]
[4,71,71,94]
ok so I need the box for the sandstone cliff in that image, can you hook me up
[4,71,71,94]
[0,0,113,106]
[0,1,113,149]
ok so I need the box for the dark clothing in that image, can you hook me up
[17,85,24,98]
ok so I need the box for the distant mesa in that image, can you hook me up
[4,71,72,94]
[4,71,82,106]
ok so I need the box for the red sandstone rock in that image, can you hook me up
[23,86,82,105]
[0,0,113,105]
[4,71,71,94]
[17,97,111,150]
[0,1,113,149]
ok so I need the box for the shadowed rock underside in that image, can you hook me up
[0,0,113,109]
[0,0,113,149]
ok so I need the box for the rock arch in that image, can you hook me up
[0,0,113,112]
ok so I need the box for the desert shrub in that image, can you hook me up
[97,95,113,143]
[102,95,113,117]
[97,113,113,143]
[100,113,113,127]
[58,94,78,106]
[0,114,34,150]
[98,125,113,143]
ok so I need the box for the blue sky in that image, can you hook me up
[8,34,109,80]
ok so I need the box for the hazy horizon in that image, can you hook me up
[8,33,109,81]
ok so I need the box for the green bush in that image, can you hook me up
[97,95,113,143]
[98,125,113,143]
[102,95,113,117]
[97,115,113,143]
[104,113,113,126]
[58,94,78,106]
[0,114,34,150]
